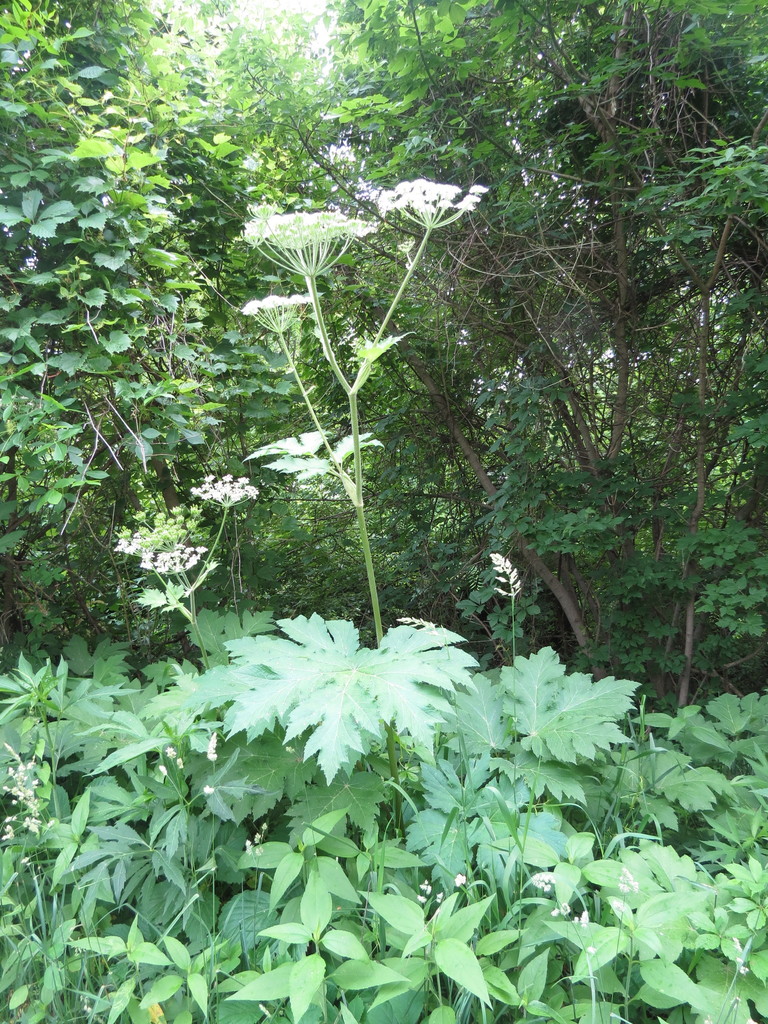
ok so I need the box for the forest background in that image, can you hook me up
[2,0,768,1021]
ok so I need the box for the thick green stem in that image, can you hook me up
[187,585,211,670]
[355,504,383,645]
[300,247,447,831]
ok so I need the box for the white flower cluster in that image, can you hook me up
[245,823,268,855]
[243,206,376,275]
[161,745,184,771]
[206,731,218,761]
[2,745,43,839]
[116,508,208,577]
[550,905,590,927]
[490,552,522,599]
[617,867,639,894]
[191,475,259,506]
[375,178,487,229]
[242,294,310,313]
[530,871,557,893]
[417,880,445,904]
[242,293,310,335]
[116,536,208,575]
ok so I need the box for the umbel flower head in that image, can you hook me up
[191,474,259,506]
[242,293,311,334]
[243,206,376,276]
[116,508,207,576]
[375,179,487,229]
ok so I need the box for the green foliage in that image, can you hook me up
[5,631,768,1023]
[501,648,638,763]
[4,3,768,1023]
[185,615,477,781]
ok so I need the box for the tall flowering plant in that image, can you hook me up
[242,179,487,644]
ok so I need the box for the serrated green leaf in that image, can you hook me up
[95,251,130,270]
[449,674,506,754]
[289,775,384,840]
[22,190,43,219]
[0,205,25,227]
[72,137,117,159]
[136,587,173,609]
[494,753,588,803]
[249,431,325,460]
[81,287,107,306]
[40,200,77,220]
[203,616,476,783]
[406,808,481,879]
[77,64,109,78]
[501,648,638,763]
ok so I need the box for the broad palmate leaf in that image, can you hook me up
[185,615,476,782]
[500,647,638,763]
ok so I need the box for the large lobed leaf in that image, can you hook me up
[185,614,476,782]
[500,647,638,764]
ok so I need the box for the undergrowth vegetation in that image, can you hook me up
[3,620,768,1023]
